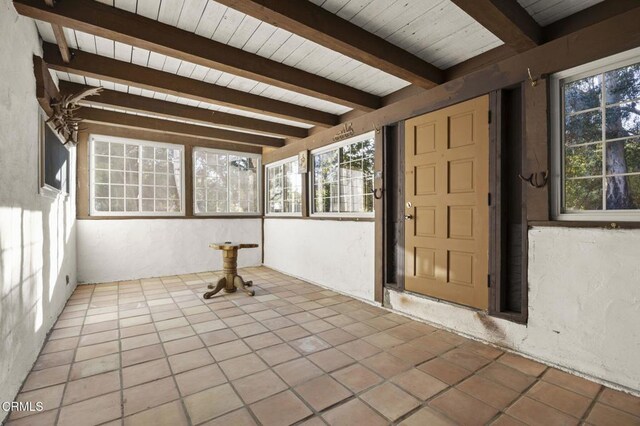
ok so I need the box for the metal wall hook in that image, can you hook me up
[518,171,548,188]
[373,188,383,199]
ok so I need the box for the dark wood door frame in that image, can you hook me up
[375,124,405,303]
[488,88,529,323]
[374,128,385,303]
[377,91,530,322]
[488,91,502,317]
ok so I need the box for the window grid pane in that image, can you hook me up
[91,138,183,216]
[194,148,260,215]
[284,160,301,213]
[312,137,374,214]
[267,159,301,214]
[562,61,640,212]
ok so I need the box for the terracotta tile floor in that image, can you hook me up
[8,267,640,426]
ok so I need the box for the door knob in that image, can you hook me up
[404,214,413,220]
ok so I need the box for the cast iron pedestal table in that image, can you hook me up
[203,242,259,299]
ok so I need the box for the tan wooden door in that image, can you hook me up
[404,96,489,310]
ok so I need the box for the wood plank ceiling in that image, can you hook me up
[14,0,606,149]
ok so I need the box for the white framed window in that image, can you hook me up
[193,147,261,215]
[265,156,302,216]
[310,132,375,217]
[39,109,70,199]
[89,135,185,216]
[552,48,640,221]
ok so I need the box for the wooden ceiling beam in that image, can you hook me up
[300,0,640,131]
[446,0,640,81]
[50,24,71,63]
[43,43,337,128]
[215,0,444,89]
[542,0,640,41]
[449,0,542,52]
[444,45,516,81]
[43,0,71,63]
[78,107,285,148]
[59,81,308,139]
[265,5,640,164]
[84,123,263,154]
[14,0,380,111]
[387,1,640,105]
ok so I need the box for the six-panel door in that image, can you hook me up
[404,96,490,310]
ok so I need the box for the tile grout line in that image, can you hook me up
[177,275,262,426]
[242,309,425,423]
[580,385,605,424]
[153,277,196,426]
[192,274,260,424]
[116,277,173,423]
[54,284,96,426]
[303,311,427,422]
[17,267,640,426]
[389,340,492,425]
[486,364,550,425]
[257,276,474,424]
[119,279,160,424]
[116,285,124,426]
[8,296,80,424]
[497,365,610,423]
[386,339,553,424]
[186,273,356,424]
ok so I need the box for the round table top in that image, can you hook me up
[209,242,259,250]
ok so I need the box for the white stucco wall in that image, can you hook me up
[77,219,262,283]
[0,2,78,422]
[263,219,375,301]
[387,226,640,393]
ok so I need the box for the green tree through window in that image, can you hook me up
[312,136,374,215]
[562,62,640,212]
[266,159,301,214]
[193,149,260,214]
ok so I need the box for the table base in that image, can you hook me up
[203,275,255,299]
[203,242,258,300]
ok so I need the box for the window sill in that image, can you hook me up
[308,216,375,222]
[193,213,262,218]
[529,220,640,229]
[264,216,374,222]
[90,212,185,218]
[79,215,261,220]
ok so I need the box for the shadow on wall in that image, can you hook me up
[0,199,76,330]
[0,197,77,419]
